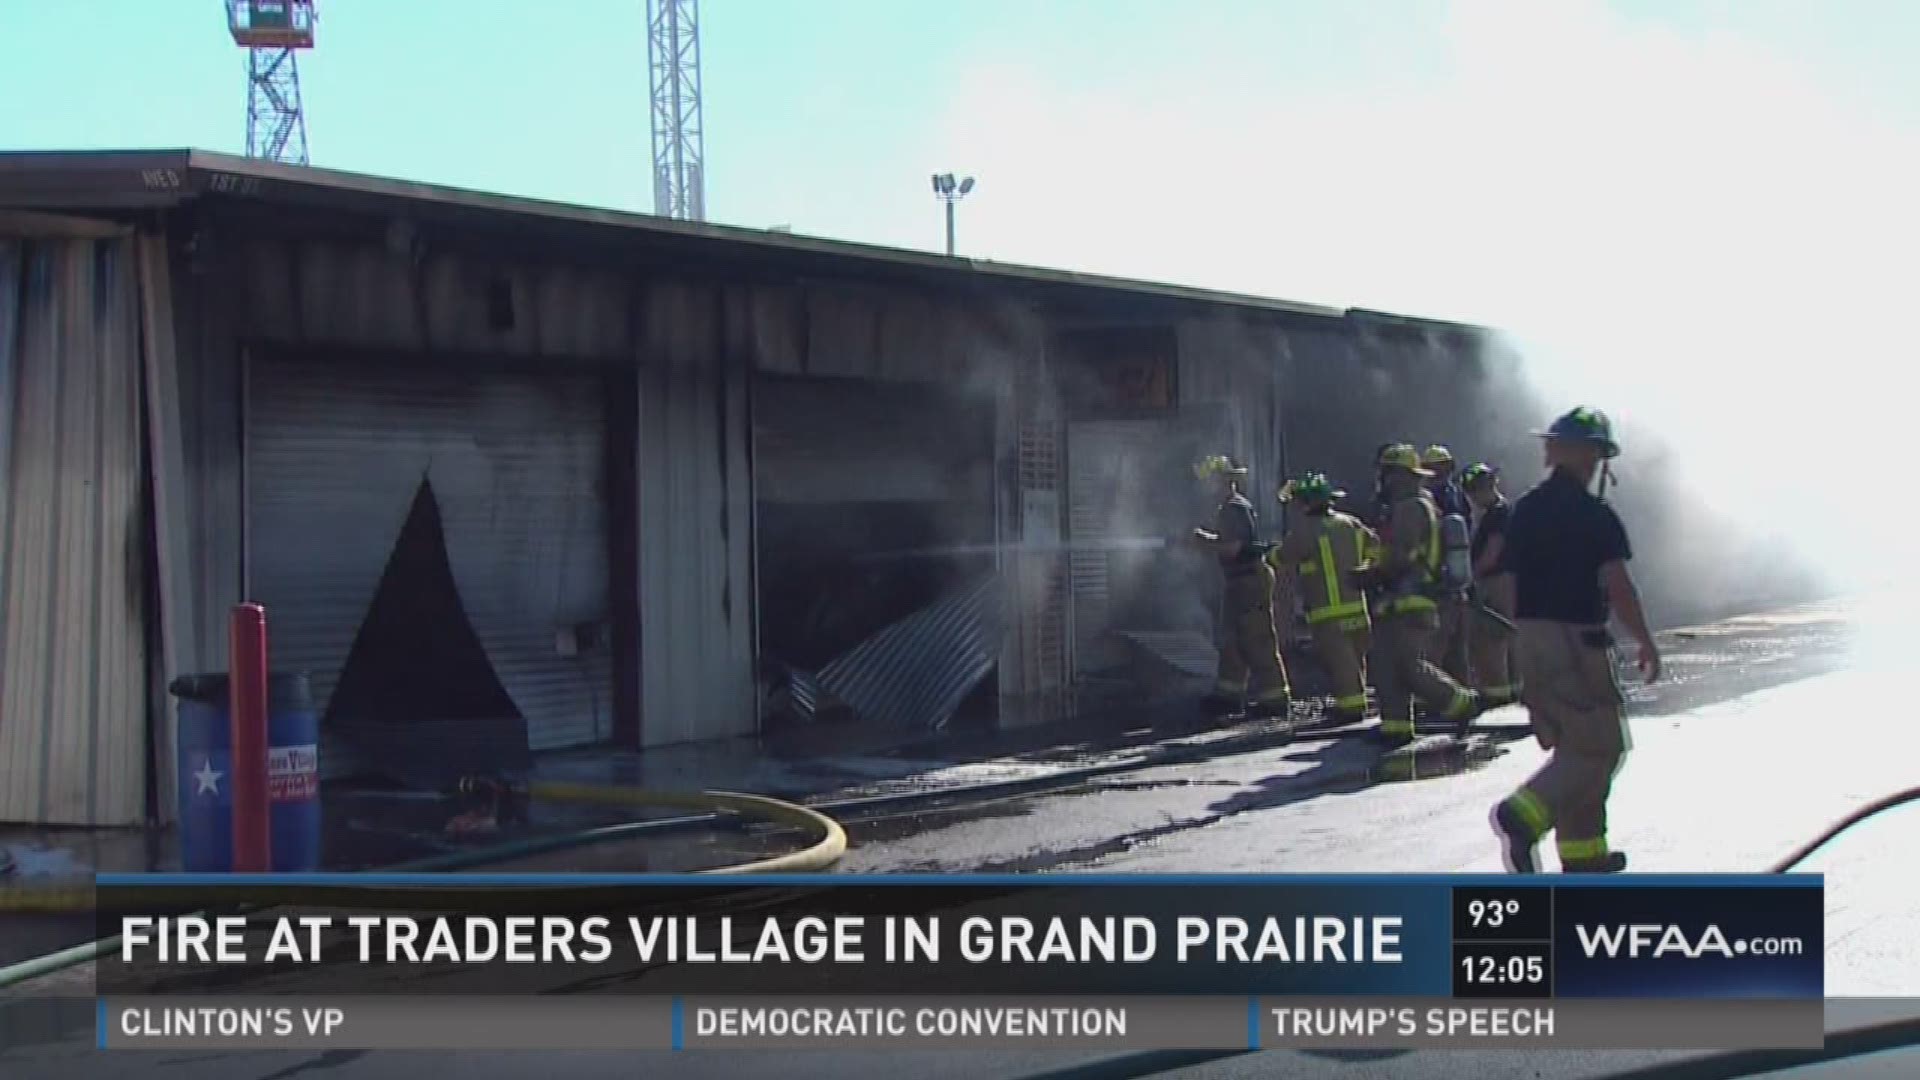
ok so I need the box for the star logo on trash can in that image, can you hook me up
[194,758,224,797]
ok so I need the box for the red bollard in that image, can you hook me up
[228,602,272,872]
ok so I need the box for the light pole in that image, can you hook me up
[931,172,975,256]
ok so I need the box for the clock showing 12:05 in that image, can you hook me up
[1453,942,1552,999]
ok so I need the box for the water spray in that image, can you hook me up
[851,538,1174,564]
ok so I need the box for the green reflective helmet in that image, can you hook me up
[1460,462,1498,489]
[1279,472,1346,505]
[1533,407,1620,459]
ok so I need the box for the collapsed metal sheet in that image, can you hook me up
[1115,629,1219,679]
[815,573,1003,731]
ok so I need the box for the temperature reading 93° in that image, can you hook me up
[1469,899,1521,930]
[1451,888,1550,942]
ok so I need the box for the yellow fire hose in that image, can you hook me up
[0,783,847,917]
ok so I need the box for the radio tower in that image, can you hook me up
[647,0,706,221]
[227,1,317,165]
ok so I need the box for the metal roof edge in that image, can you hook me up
[169,150,1349,322]
[1346,306,1502,336]
[0,149,1502,329]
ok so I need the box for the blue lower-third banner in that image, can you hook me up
[87,873,1821,1000]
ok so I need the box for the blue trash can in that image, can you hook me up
[169,672,321,872]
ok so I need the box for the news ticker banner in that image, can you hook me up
[85,873,1823,1050]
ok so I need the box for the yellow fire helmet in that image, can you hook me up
[1421,444,1455,467]
[1193,455,1249,480]
[1377,443,1434,477]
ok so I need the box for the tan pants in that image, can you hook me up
[1433,593,1472,686]
[1503,619,1631,865]
[1373,608,1475,737]
[1216,562,1290,707]
[1469,576,1520,701]
[1309,618,1371,716]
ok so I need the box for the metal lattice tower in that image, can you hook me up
[647,0,706,221]
[227,1,316,166]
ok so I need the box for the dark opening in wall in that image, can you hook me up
[325,476,529,787]
[751,376,1000,734]
[485,275,516,332]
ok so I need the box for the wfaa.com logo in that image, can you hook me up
[1574,924,1807,960]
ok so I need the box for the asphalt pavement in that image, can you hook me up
[4,598,1915,1079]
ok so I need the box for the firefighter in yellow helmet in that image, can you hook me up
[1190,455,1291,721]
[1268,473,1377,726]
[1422,444,1475,690]
[1352,444,1484,746]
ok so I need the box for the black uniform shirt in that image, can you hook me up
[1503,469,1632,624]
[1470,497,1511,573]
[1214,493,1259,568]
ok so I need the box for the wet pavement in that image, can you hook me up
[3,596,1916,1077]
[0,598,1856,885]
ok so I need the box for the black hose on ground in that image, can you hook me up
[1767,786,1920,873]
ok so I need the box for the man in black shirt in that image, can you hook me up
[1490,408,1661,875]
[1190,455,1291,721]
[1461,463,1519,706]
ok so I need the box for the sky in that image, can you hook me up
[4,0,1920,574]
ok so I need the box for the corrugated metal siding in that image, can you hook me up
[815,572,1002,732]
[137,233,192,825]
[798,282,1011,386]
[0,235,148,825]
[228,233,633,363]
[248,357,614,778]
[637,282,755,746]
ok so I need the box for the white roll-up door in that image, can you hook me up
[248,356,614,778]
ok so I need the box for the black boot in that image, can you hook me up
[1490,803,1539,873]
[1561,851,1628,874]
[1322,706,1368,729]
[1371,725,1416,749]
[1247,693,1292,721]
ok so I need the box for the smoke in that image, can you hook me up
[936,0,1919,627]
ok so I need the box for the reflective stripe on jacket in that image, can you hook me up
[1378,492,1443,617]
[1296,512,1373,629]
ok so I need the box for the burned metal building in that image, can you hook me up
[0,150,1522,828]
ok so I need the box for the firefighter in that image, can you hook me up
[1461,462,1520,707]
[1268,473,1377,726]
[1190,455,1291,720]
[1490,408,1661,874]
[1352,444,1483,746]
[1422,444,1475,688]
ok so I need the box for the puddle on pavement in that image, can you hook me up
[1366,736,1509,785]
[847,800,1037,845]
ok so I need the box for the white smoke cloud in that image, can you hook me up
[934,0,1918,598]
